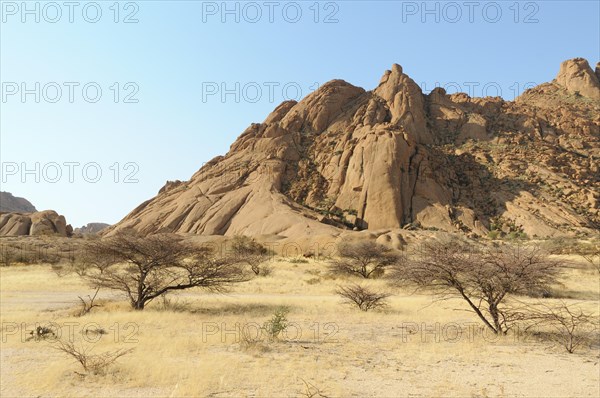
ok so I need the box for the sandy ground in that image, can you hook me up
[1,257,599,397]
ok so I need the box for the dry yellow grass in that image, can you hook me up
[1,255,599,397]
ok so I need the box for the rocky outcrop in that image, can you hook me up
[0,210,72,237]
[0,192,36,213]
[74,223,110,235]
[555,58,600,100]
[106,58,599,239]
[374,64,432,144]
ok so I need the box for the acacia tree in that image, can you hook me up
[330,241,400,278]
[82,232,249,310]
[391,241,562,334]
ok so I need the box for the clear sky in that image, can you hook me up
[1,0,598,227]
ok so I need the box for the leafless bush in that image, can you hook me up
[230,235,270,276]
[289,257,309,264]
[582,249,600,273]
[83,326,108,337]
[259,264,273,277]
[0,243,37,265]
[52,256,104,316]
[335,284,391,311]
[305,277,321,285]
[330,241,400,278]
[239,323,269,352]
[74,291,101,316]
[391,241,562,334]
[156,294,191,312]
[239,324,258,349]
[53,339,133,376]
[542,237,599,256]
[0,245,17,267]
[526,301,599,353]
[76,232,249,310]
[51,259,88,278]
[1,239,77,266]
[298,378,330,398]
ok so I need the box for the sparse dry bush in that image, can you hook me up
[239,323,258,348]
[239,323,269,352]
[526,301,599,353]
[289,257,309,264]
[53,339,133,376]
[156,294,191,312]
[304,269,321,284]
[391,241,562,334]
[0,243,37,265]
[330,241,400,278]
[76,290,102,316]
[52,254,105,316]
[31,245,61,265]
[259,264,273,276]
[1,239,80,266]
[542,237,599,256]
[230,235,270,276]
[581,249,600,273]
[0,244,17,267]
[335,284,391,311]
[26,325,56,342]
[298,378,330,398]
[82,326,108,337]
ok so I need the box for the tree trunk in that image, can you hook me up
[458,288,499,334]
[489,304,502,333]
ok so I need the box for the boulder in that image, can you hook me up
[0,213,32,235]
[0,210,71,237]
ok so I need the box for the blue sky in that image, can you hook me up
[1,0,599,227]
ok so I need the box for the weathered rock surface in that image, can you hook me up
[106,58,599,239]
[74,223,110,235]
[555,58,600,100]
[0,210,71,237]
[0,192,36,213]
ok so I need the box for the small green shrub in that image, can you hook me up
[262,307,289,341]
[507,231,528,240]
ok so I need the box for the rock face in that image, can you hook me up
[106,58,600,238]
[74,223,110,235]
[0,192,37,213]
[0,210,71,237]
[555,58,600,100]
